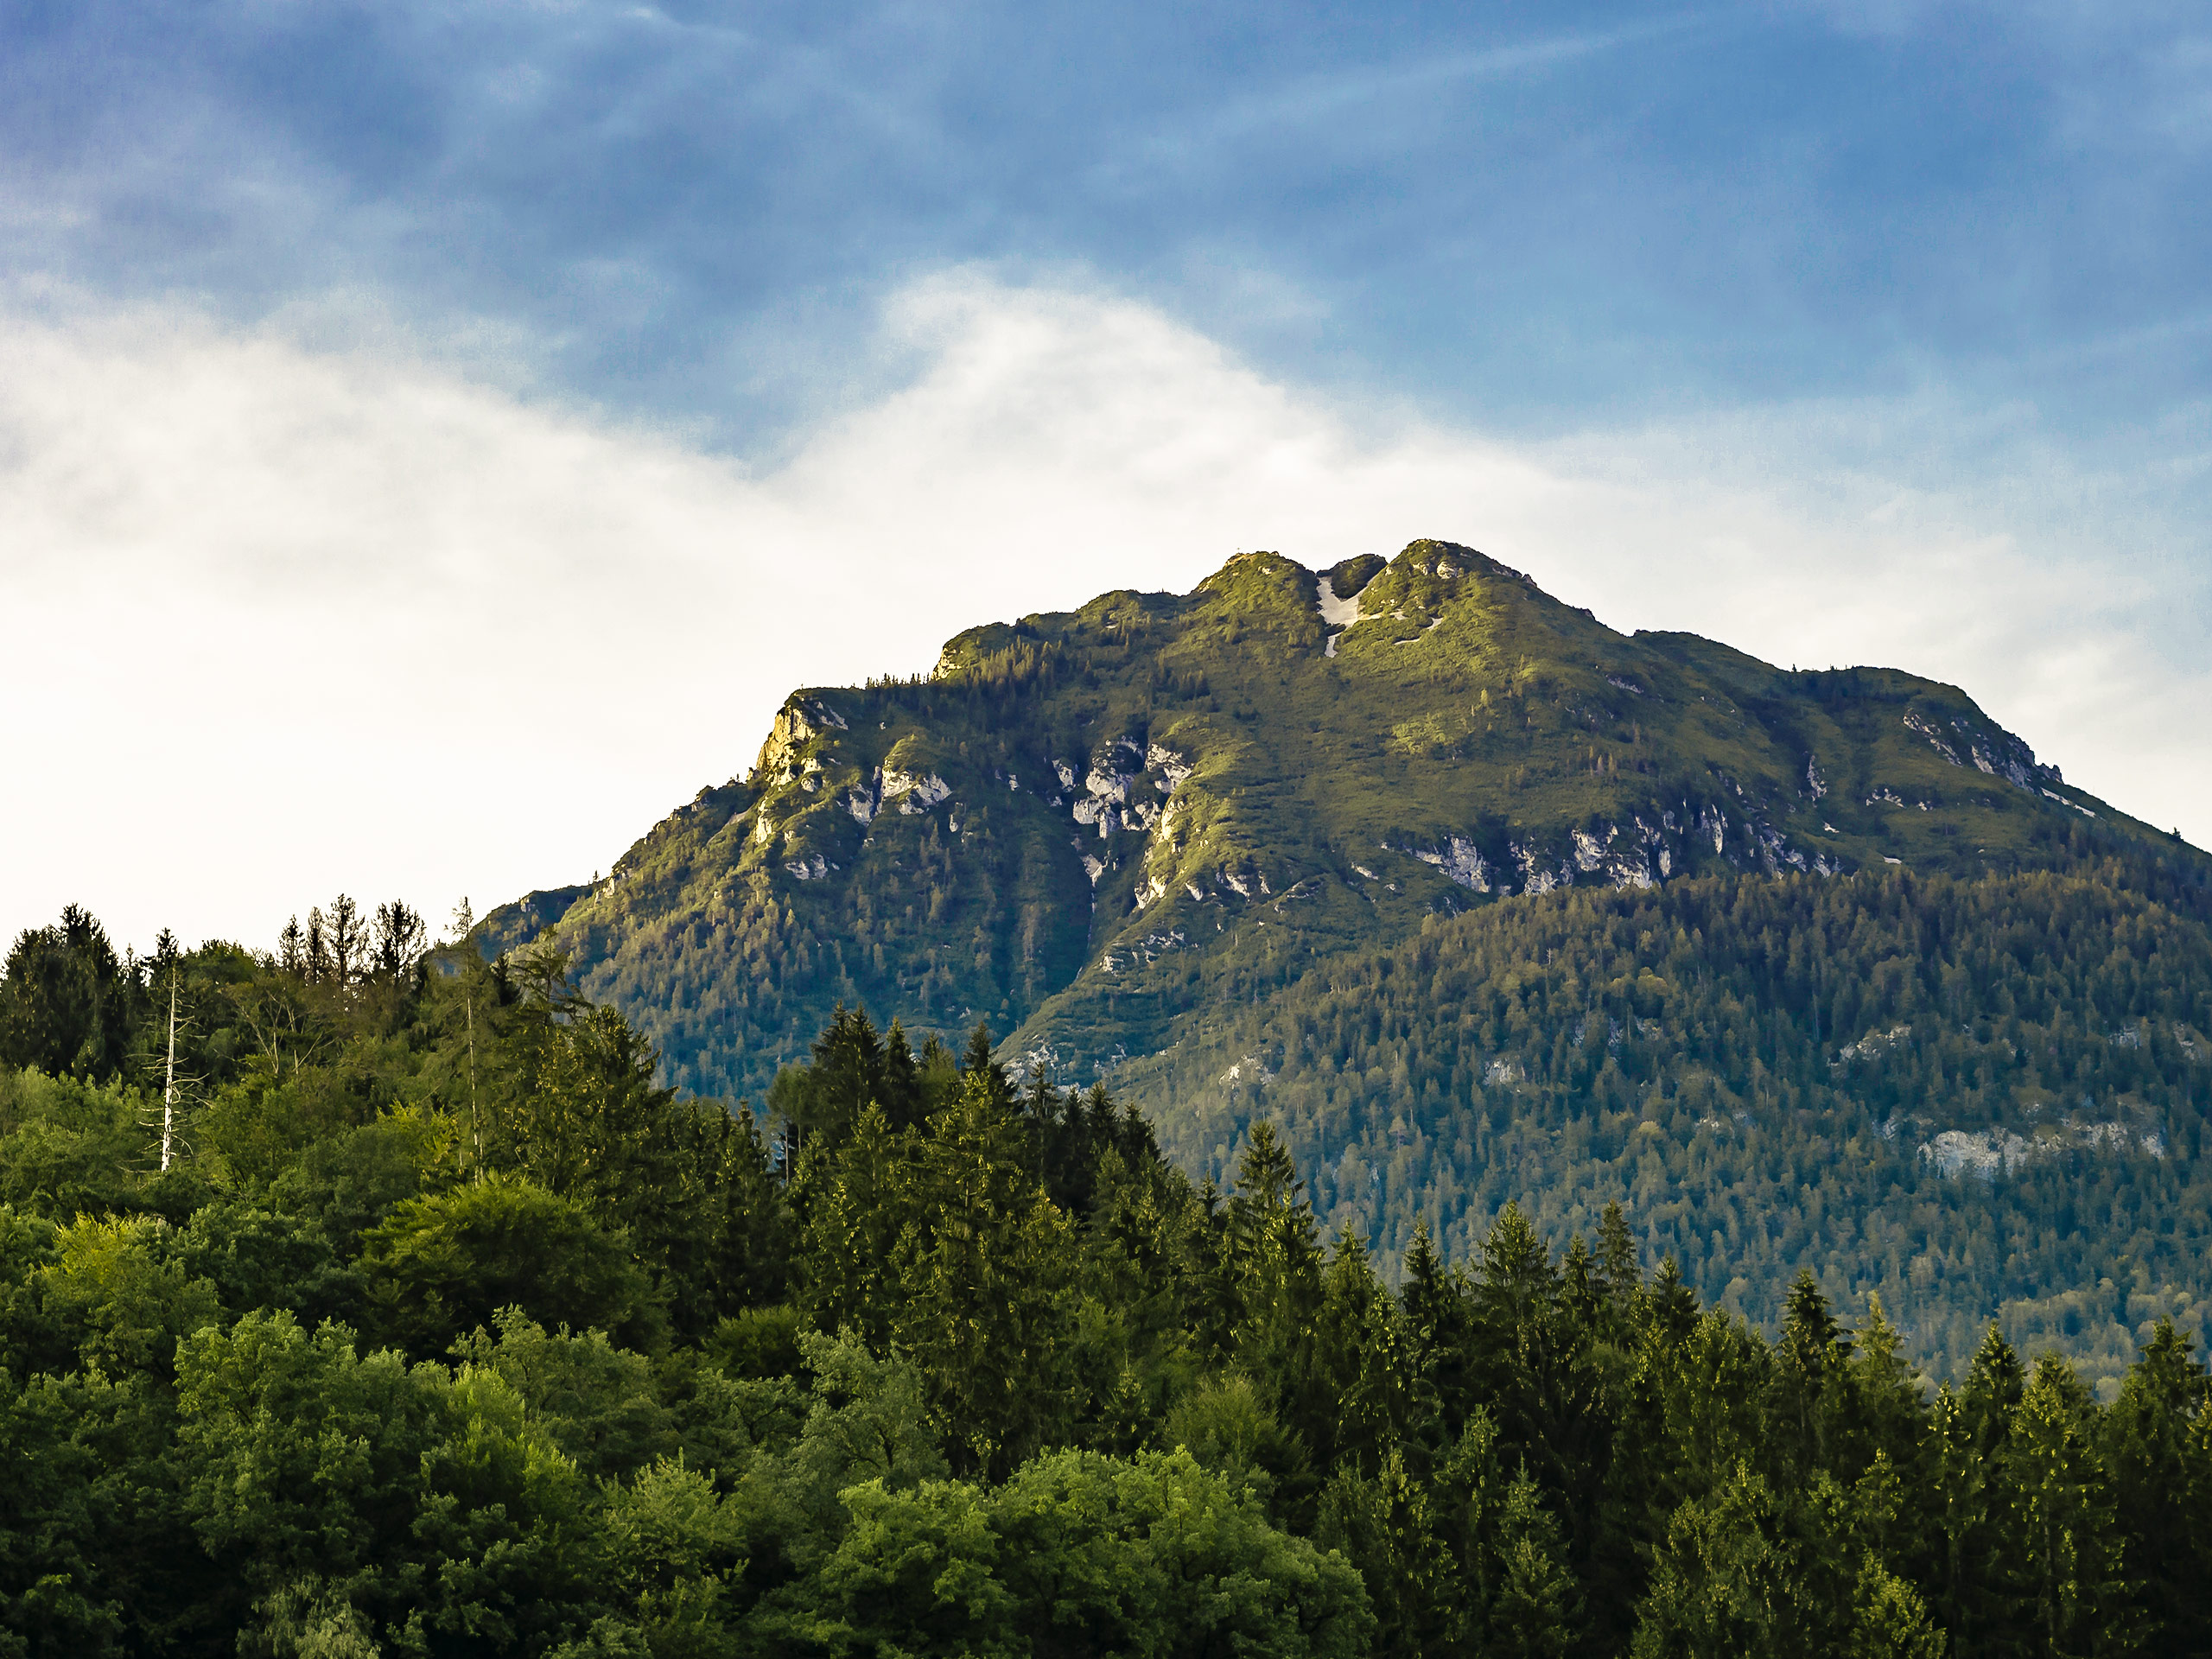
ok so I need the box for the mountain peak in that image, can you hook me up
[485,538,2188,1110]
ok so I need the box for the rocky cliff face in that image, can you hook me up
[480,539,2160,1103]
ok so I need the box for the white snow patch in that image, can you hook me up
[1315,575,1362,628]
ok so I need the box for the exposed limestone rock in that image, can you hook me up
[1413,836,1492,893]
[1835,1024,1912,1065]
[1147,743,1193,787]
[1920,1118,2168,1179]
[1221,1050,1276,1085]
[882,769,950,813]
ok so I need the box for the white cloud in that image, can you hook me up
[3,273,2205,954]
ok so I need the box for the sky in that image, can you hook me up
[3,0,2209,955]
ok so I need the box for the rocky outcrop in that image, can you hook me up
[883,769,951,813]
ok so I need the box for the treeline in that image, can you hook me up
[2,910,2209,1657]
[1146,866,2212,1387]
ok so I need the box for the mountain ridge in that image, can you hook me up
[483,537,2185,1091]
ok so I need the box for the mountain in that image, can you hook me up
[482,540,2212,1383]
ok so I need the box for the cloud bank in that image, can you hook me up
[3,273,2204,953]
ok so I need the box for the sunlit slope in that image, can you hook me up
[484,539,2189,1103]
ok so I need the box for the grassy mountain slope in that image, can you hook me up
[482,541,2212,1373]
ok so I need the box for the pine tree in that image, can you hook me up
[1629,1459,1805,1659]
[1491,1466,1576,1659]
[1402,1218,1476,1437]
[958,1020,1013,1110]
[886,1070,1076,1477]
[1313,1226,1416,1476]
[2101,1320,2210,1649]
[1847,1555,1947,1659]
[1226,1122,1326,1460]
[799,1102,913,1345]
[1774,1269,1853,1481]
[1316,1446,1464,1657]
[2005,1355,2140,1656]
[1850,1295,1929,1482]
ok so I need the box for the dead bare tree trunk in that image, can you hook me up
[160,969,180,1173]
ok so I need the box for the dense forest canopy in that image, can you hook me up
[1132,861,2212,1390]
[2,904,2207,1657]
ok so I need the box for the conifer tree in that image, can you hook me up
[1774,1269,1853,1481]
[2005,1355,2139,1656]
[886,1069,1076,1477]
[1316,1445,1463,1657]
[1491,1467,1577,1659]
[2101,1320,2211,1648]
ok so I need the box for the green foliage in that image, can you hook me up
[1142,866,2212,1388]
[36,1213,220,1378]
[780,1446,1375,1659]
[0,906,139,1081]
[0,949,2201,1656]
[359,1173,665,1358]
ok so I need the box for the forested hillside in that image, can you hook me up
[3,910,2209,1657]
[477,541,2212,1369]
[1126,861,2212,1389]
[483,542,2180,1109]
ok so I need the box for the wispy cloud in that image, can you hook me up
[1145,11,1723,154]
[3,273,2205,952]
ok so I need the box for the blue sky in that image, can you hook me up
[16,1,2211,437]
[4,1,2209,948]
